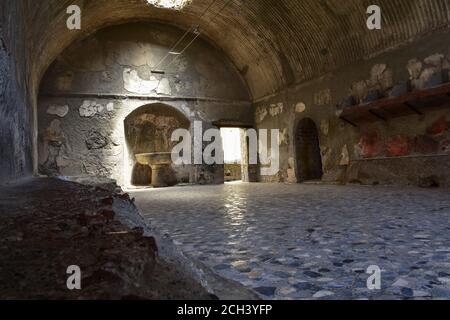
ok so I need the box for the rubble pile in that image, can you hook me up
[0,178,211,299]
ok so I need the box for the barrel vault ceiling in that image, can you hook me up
[26,0,450,101]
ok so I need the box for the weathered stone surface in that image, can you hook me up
[313,290,335,298]
[392,278,409,287]
[134,182,450,300]
[86,130,109,150]
[0,39,7,99]
[0,178,212,300]
[101,71,113,82]
[253,286,276,297]
[45,119,64,142]
[418,175,440,188]
[415,135,439,154]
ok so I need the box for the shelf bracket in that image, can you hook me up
[403,102,423,115]
[339,116,358,127]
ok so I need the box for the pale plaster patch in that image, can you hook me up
[269,103,284,117]
[370,64,387,80]
[157,78,172,95]
[320,120,329,136]
[79,100,109,117]
[424,53,445,67]
[255,106,268,123]
[407,59,423,80]
[123,68,159,94]
[375,67,393,91]
[351,80,369,102]
[295,102,306,113]
[96,104,105,113]
[47,105,69,118]
[340,144,350,166]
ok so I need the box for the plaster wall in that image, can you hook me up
[255,30,450,187]
[37,23,252,186]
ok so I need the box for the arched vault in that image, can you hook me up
[27,0,449,101]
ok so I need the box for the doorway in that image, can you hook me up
[295,118,323,182]
[220,128,242,182]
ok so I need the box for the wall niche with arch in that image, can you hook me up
[124,103,190,186]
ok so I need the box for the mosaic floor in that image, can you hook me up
[131,182,450,300]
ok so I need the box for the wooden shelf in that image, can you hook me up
[339,83,450,127]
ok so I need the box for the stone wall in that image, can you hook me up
[37,23,252,186]
[254,30,450,187]
[0,1,34,184]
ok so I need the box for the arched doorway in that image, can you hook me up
[124,103,190,186]
[295,118,323,182]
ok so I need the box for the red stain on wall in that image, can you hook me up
[427,116,449,136]
[356,116,449,159]
[386,135,411,157]
[357,132,383,158]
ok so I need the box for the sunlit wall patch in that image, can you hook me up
[145,0,193,10]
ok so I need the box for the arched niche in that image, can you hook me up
[124,103,190,186]
[295,118,323,182]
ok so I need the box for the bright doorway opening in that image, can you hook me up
[220,128,242,182]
